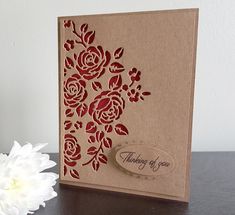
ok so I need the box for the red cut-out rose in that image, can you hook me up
[64,134,81,167]
[75,46,111,80]
[88,91,125,125]
[64,74,87,108]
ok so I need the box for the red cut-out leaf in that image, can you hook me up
[96,131,104,141]
[97,98,109,110]
[70,169,80,179]
[64,68,67,77]
[86,122,97,133]
[103,137,112,148]
[98,154,107,164]
[65,109,74,117]
[80,23,88,32]
[109,62,125,73]
[114,47,124,59]
[74,121,82,130]
[92,81,102,91]
[64,158,76,167]
[88,135,96,143]
[142,91,151,96]
[104,125,112,133]
[64,165,67,175]
[115,124,129,135]
[109,75,122,90]
[87,146,97,155]
[84,31,95,44]
[65,57,74,69]
[76,103,88,117]
[64,120,72,130]
[92,160,100,171]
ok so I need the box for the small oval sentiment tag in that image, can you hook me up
[114,144,175,178]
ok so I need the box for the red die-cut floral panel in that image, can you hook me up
[62,21,151,175]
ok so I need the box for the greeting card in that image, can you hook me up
[58,9,198,202]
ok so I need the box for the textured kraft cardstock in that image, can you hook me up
[58,8,198,202]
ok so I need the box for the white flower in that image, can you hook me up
[0,141,58,215]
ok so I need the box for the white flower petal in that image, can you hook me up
[0,141,58,214]
[9,141,21,157]
[31,143,48,152]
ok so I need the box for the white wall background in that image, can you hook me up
[0,0,234,153]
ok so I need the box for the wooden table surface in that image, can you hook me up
[35,152,235,215]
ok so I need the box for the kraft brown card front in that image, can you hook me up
[58,8,198,202]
